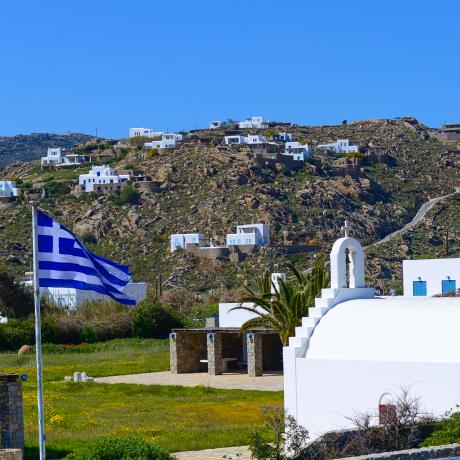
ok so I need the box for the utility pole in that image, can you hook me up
[445,229,449,257]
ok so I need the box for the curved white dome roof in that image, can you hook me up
[306,296,460,363]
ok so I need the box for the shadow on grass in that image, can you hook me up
[25,444,72,460]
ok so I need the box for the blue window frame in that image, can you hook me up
[413,280,427,296]
[442,279,456,295]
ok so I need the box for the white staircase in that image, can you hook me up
[288,287,374,357]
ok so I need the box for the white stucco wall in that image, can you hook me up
[218,302,259,328]
[403,258,460,296]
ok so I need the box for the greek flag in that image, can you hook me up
[36,210,136,305]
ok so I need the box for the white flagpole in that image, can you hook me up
[31,202,46,460]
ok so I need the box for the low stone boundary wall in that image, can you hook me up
[0,449,22,460]
[337,443,460,460]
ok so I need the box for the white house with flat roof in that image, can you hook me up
[226,223,270,246]
[282,141,313,161]
[238,116,268,129]
[403,258,460,297]
[78,165,130,192]
[247,134,267,145]
[273,132,292,142]
[170,233,205,252]
[129,128,164,138]
[209,121,223,129]
[0,181,19,197]
[41,147,66,166]
[284,228,460,440]
[224,135,248,145]
[144,133,183,150]
[317,139,359,154]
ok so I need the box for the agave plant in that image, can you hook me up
[231,254,329,346]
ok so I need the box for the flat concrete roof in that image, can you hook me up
[172,327,276,334]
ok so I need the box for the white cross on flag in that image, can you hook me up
[36,210,136,305]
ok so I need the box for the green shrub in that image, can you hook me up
[120,186,141,205]
[81,234,97,245]
[132,300,183,339]
[66,435,175,460]
[0,319,35,351]
[44,181,71,197]
[0,271,34,319]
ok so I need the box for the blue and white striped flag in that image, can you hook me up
[36,210,136,305]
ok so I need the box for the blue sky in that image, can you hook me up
[0,0,459,138]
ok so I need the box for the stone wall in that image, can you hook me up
[336,443,460,460]
[170,332,207,374]
[0,449,22,460]
[0,375,24,452]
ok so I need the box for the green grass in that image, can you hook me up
[1,338,282,458]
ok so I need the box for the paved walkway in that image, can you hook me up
[174,445,251,459]
[95,371,283,391]
[369,190,458,248]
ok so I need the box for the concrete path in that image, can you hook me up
[369,190,459,248]
[95,371,283,391]
[174,445,251,459]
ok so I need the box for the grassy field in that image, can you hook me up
[0,338,283,459]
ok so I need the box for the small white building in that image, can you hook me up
[41,147,66,166]
[170,233,205,252]
[273,132,292,142]
[144,133,183,150]
[0,181,19,197]
[78,165,130,193]
[46,282,147,309]
[317,139,359,154]
[238,116,268,129]
[403,258,460,297]
[224,135,248,145]
[247,134,267,145]
[284,230,460,440]
[282,141,313,161]
[129,128,164,138]
[209,121,223,129]
[226,224,270,246]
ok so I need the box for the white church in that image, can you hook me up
[284,224,460,439]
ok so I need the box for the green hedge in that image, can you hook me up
[0,299,183,351]
[65,435,175,460]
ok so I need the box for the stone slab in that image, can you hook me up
[95,371,283,391]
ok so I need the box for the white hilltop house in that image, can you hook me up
[0,180,19,197]
[403,258,460,297]
[224,134,248,145]
[317,139,359,154]
[284,222,460,440]
[209,120,223,129]
[144,133,183,150]
[247,134,267,145]
[282,141,313,161]
[238,116,268,129]
[41,147,88,167]
[78,165,130,193]
[129,128,164,138]
[226,223,270,246]
[170,233,205,252]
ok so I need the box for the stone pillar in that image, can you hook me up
[0,374,24,452]
[170,331,208,374]
[207,332,222,375]
[247,333,263,377]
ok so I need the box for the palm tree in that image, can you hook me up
[230,255,329,346]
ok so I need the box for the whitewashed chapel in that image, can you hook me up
[284,224,460,439]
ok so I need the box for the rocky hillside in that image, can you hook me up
[0,133,96,167]
[0,119,459,298]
